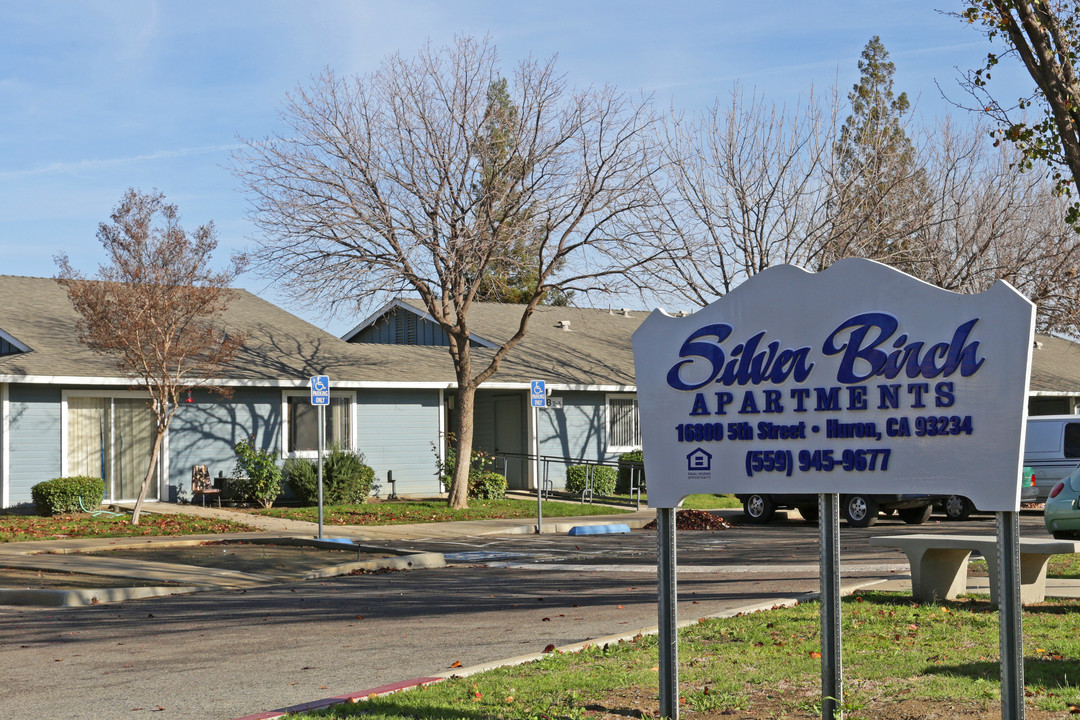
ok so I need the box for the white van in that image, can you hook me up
[1023,415,1080,502]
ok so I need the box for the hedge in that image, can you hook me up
[31,476,106,516]
[565,464,616,497]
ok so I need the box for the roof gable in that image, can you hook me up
[0,328,30,356]
[343,298,497,348]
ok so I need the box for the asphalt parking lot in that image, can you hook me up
[0,507,1052,720]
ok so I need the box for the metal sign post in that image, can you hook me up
[531,380,546,534]
[998,511,1025,720]
[657,506,679,720]
[310,376,330,541]
[820,493,843,720]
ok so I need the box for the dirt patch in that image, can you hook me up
[80,540,393,578]
[642,509,734,531]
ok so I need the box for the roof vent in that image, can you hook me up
[556,320,572,331]
[619,308,631,317]
[1034,340,1044,350]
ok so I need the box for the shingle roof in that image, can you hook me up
[0,276,451,386]
[1029,333,1080,395]
[4,275,1077,393]
[400,300,643,386]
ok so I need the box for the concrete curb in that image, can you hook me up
[0,584,207,607]
[0,537,447,606]
[231,577,892,720]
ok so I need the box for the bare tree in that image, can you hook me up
[653,86,1080,334]
[235,36,667,509]
[911,119,1080,332]
[651,86,839,306]
[56,189,245,524]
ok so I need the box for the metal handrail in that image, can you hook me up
[487,450,645,533]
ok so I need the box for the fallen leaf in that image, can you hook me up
[543,644,556,653]
[810,651,822,659]
[449,660,463,668]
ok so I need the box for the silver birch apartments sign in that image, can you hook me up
[632,259,1036,511]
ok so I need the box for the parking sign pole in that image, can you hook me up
[819,493,842,720]
[317,403,325,540]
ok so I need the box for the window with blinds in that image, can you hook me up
[607,395,641,451]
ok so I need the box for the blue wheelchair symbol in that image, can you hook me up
[312,376,329,391]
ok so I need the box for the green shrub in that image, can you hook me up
[565,464,616,497]
[469,471,507,499]
[284,447,374,505]
[282,456,318,501]
[323,446,374,504]
[233,437,283,508]
[433,435,500,495]
[616,450,645,493]
[31,476,106,516]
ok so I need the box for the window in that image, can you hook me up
[285,394,353,454]
[607,394,641,451]
[1065,423,1080,459]
[65,394,159,501]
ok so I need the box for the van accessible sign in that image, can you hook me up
[632,259,1036,511]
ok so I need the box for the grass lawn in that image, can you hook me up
[606,493,741,510]
[292,591,1080,720]
[0,512,259,542]
[248,497,633,526]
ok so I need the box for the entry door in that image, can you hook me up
[493,396,525,489]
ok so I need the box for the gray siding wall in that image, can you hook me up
[7,384,62,507]
[537,392,610,490]
[168,388,282,502]
[355,389,441,496]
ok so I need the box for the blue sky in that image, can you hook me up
[0,1,1028,335]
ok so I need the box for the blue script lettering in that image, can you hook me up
[666,324,815,391]
[823,313,985,384]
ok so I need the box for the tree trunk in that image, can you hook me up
[448,382,476,510]
[130,425,166,525]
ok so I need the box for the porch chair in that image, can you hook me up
[191,465,221,507]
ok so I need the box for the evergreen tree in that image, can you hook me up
[471,78,572,305]
[828,37,931,271]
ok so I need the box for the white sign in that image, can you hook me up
[632,259,1035,510]
[530,379,547,408]
[310,375,330,406]
[545,397,564,410]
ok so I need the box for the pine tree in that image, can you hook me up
[828,37,931,272]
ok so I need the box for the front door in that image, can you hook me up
[493,395,525,489]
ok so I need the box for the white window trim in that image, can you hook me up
[606,393,641,453]
[281,389,357,458]
[60,389,166,501]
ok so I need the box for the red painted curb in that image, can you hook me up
[232,677,444,720]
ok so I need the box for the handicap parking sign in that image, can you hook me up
[530,379,546,408]
[310,375,330,405]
